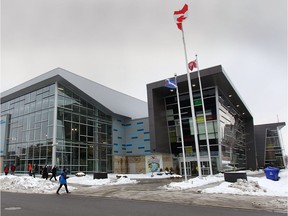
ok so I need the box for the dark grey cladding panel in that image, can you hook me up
[147,65,252,120]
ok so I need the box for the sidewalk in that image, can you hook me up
[70,176,287,214]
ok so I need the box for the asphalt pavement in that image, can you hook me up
[2,191,286,216]
[69,177,287,214]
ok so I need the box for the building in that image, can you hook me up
[0,68,152,174]
[254,122,286,168]
[147,65,257,175]
[1,66,286,175]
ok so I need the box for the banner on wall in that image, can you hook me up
[145,155,163,173]
[0,115,10,157]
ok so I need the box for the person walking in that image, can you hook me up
[28,162,33,176]
[50,165,57,181]
[56,169,70,195]
[10,164,16,175]
[42,165,48,180]
[31,164,36,178]
[4,165,9,175]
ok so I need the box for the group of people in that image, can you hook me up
[3,164,16,175]
[27,163,57,181]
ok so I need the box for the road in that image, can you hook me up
[1,192,285,216]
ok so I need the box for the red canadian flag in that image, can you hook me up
[173,4,189,30]
[188,60,197,71]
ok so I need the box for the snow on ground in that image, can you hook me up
[68,174,138,186]
[163,169,288,197]
[1,169,287,197]
[162,173,224,190]
[0,175,69,194]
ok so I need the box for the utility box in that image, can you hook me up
[93,172,108,179]
[224,171,247,183]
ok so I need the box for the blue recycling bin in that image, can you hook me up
[264,166,280,181]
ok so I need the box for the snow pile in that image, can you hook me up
[162,174,224,190]
[202,169,288,197]
[111,176,138,185]
[161,169,288,197]
[229,179,267,193]
[0,174,138,194]
[0,175,76,194]
[109,173,182,180]
[68,175,138,186]
[75,172,85,177]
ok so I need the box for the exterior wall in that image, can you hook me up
[113,155,129,173]
[113,117,152,174]
[113,155,146,174]
[112,117,127,156]
[113,117,150,156]
[245,118,257,170]
[124,118,151,156]
[113,153,173,174]
[161,153,173,171]
[147,85,171,154]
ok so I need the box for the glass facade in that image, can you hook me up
[265,128,284,167]
[218,94,246,170]
[1,83,113,174]
[166,87,218,155]
[56,84,112,173]
[165,87,218,174]
[165,86,248,174]
[1,85,55,173]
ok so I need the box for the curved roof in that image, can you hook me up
[1,68,148,119]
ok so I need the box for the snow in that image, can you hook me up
[1,169,287,198]
[163,169,288,197]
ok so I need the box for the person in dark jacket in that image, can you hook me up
[56,169,70,194]
[42,165,48,180]
[49,165,57,181]
[31,164,36,178]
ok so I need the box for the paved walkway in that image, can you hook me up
[70,177,287,214]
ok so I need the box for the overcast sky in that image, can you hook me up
[1,0,287,147]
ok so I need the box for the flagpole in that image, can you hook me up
[195,54,213,175]
[181,28,202,178]
[174,74,188,182]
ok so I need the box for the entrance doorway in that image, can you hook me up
[179,160,211,176]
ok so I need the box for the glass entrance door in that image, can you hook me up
[180,160,211,176]
[180,161,192,176]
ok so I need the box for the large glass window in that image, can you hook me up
[265,129,284,167]
[165,87,217,158]
[218,99,246,170]
[2,82,113,174]
[55,84,113,173]
[2,84,55,173]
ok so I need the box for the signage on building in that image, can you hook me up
[145,155,163,173]
[194,99,202,106]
